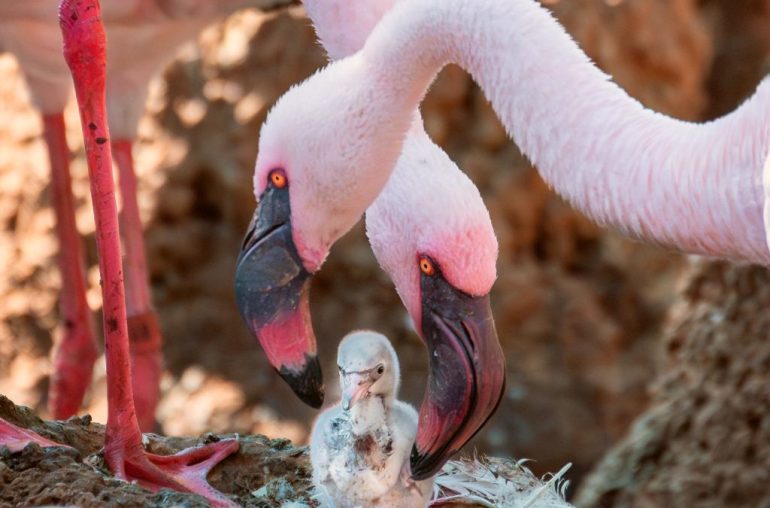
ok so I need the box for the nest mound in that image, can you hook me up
[0,396,314,507]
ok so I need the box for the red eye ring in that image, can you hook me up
[419,256,435,276]
[269,169,287,189]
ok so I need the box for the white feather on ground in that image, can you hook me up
[310,455,574,507]
[429,458,573,507]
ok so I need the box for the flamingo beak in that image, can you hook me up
[234,185,324,408]
[410,274,506,480]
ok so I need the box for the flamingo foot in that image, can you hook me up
[127,311,163,432]
[0,418,71,453]
[106,437,240,508]
[48,320,99,420]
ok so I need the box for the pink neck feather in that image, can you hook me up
[363,0,770,264]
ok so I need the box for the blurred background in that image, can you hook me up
[0,0,768,504]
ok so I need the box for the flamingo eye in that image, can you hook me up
[269,169,287,189]
[419,256,435,276]
[376,364,385,375]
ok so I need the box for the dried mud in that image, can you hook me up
[0,396,314,507]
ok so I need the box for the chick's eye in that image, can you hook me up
[269,169,287,189]
[419,256,435,276]
[377,365,385,375]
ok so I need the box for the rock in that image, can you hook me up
[700,0,770,117]
[576,261,770,507]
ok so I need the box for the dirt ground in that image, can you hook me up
[0,0,766,504]
[0,395,314,507]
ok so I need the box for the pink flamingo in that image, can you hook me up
[0,0,291,430]
[0,1,241,505]
[238,0,507,480]
[235,0,770,480]
[302,0,505,479]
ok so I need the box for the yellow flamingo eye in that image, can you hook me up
[419,256,435,276]
[269,170,287,189]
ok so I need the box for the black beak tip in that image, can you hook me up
[278,354,325,409]
[409,446,441,481]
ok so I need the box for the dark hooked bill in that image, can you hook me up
[410,273,505,480]
[234,185,324,408]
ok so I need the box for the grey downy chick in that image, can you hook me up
[310,330,433,507]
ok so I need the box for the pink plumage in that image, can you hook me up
[263,0,770,269]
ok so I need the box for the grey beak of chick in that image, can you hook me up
[341,371,370,411]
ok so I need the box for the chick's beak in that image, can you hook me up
[341,372,372,411]
[410,275,505,481]
[234,184,324,408]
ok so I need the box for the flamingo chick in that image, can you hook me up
[311,330,434,508]
[236,0,769,476]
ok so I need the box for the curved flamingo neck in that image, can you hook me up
[363,0,770,263]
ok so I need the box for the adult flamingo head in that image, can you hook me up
[366,131,505,479]
[234,55,414,410]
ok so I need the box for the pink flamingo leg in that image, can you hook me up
[43,113,99,419]
[0,418,71,453]
[112,139,162,432]
[60,1,238,505]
